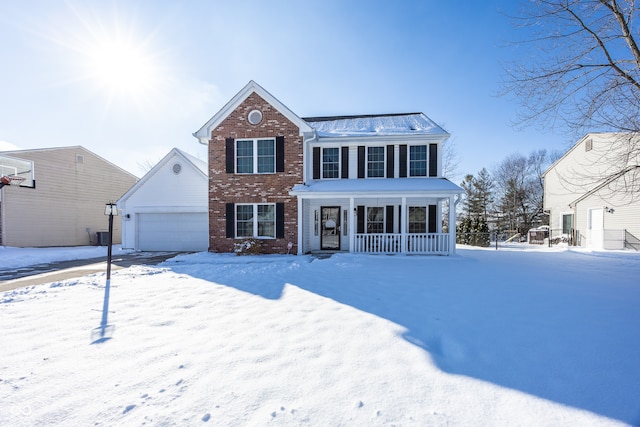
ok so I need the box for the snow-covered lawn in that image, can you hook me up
[1,245,639,426]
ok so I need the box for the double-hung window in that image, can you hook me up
[322,147,340,179]
[367,207,385,233]
[236,138,275,174]
[408,207,427,233]
[236,204,275,238]
[367,147,385,178]
[409,145,427,177]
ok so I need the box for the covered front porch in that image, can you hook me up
[290,179,463,255]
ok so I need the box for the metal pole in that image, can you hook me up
[99,210,114,337]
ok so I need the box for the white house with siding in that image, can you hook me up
[117,148,209,251]
[542,133,640,250]
[290,113,464,255]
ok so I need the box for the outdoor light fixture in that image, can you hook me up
[104,203,119,216]
[92,202,118,343]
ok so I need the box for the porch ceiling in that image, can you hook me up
[290,178,463,198]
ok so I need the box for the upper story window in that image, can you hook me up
[367,147,385,178]
[409,145,427,177]
[235,138,275,174]
[322,147,340,179]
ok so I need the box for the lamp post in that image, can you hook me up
[94,202,118,342]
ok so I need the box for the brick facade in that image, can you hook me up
[208,93,303,254]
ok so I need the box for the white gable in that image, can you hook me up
[118,148,207,207]
[192,80,313,144]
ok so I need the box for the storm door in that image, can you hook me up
[321,206,341,250]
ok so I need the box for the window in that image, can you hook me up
[322,147,340,178]
[236,138,275,174]
[408,207,427,233]
[236,204,275,238]
[367,147,385,177]
[562,213,574,235]
[409,145,427,177]
[367,207,384,233]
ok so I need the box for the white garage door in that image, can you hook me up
[137,213,208,251]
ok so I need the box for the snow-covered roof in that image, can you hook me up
[303,113,448,138]
[290,178,463,197]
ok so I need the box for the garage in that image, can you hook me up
[137,212,208,251]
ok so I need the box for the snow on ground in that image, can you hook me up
[1,245,639,426]
[0,245,132,269]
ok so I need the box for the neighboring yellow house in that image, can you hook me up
[0,146,138,247]
[542,133,640,250]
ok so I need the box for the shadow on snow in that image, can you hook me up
[163,250,640,425]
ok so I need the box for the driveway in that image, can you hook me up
[0,251,183,292]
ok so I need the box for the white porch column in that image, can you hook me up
[349,197,355,252]
[401,196,407,253]
[448,195,456,255]
[297,197,303,255]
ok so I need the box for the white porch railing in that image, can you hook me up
[353,233,450,254]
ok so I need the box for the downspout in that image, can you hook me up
[297,130,317,255]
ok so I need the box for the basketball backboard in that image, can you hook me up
[0,154,35,188]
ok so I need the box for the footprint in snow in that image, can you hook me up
[123,404,136,414]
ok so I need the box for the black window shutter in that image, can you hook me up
[386,145,394,178]
[357,206,365,233]
[276,202,285,238]
[357,146,365,179]
[225,138,235,173]
[399,145,407,178]
[386,205,394,233]
[313,147,321,180]
[428,205,437,233]
[276,136,285,172]
[429,144,438,177]
[341,146,349,179]
[226,203,235,238]
[398,205,402,233]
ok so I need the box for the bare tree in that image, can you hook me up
[493,151,551,234]
[442,137,462,182]
[504,0,640,191]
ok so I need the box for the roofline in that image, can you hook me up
[192,80,313,144]
[541,132,631,177]
[315,133,450,143]
[117,148,207,204]
[568,165,639,207]
[1,145,138,179]
[303,112,424,122]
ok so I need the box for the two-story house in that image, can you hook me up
[193,81,463,255]
[542,132,640,250]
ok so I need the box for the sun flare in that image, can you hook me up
[47,3,169,111]
[87,38,158,98]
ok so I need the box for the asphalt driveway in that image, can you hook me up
[0,251,183,292]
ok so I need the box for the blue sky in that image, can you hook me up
[0,0,571,179]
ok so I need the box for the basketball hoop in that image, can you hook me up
[0,175,26,187]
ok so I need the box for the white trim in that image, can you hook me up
[235,203,276,239]
[235,138,276,175]
[321,146,341,179]
[193,80,313,143]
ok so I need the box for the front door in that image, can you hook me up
[321,206,340,250]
